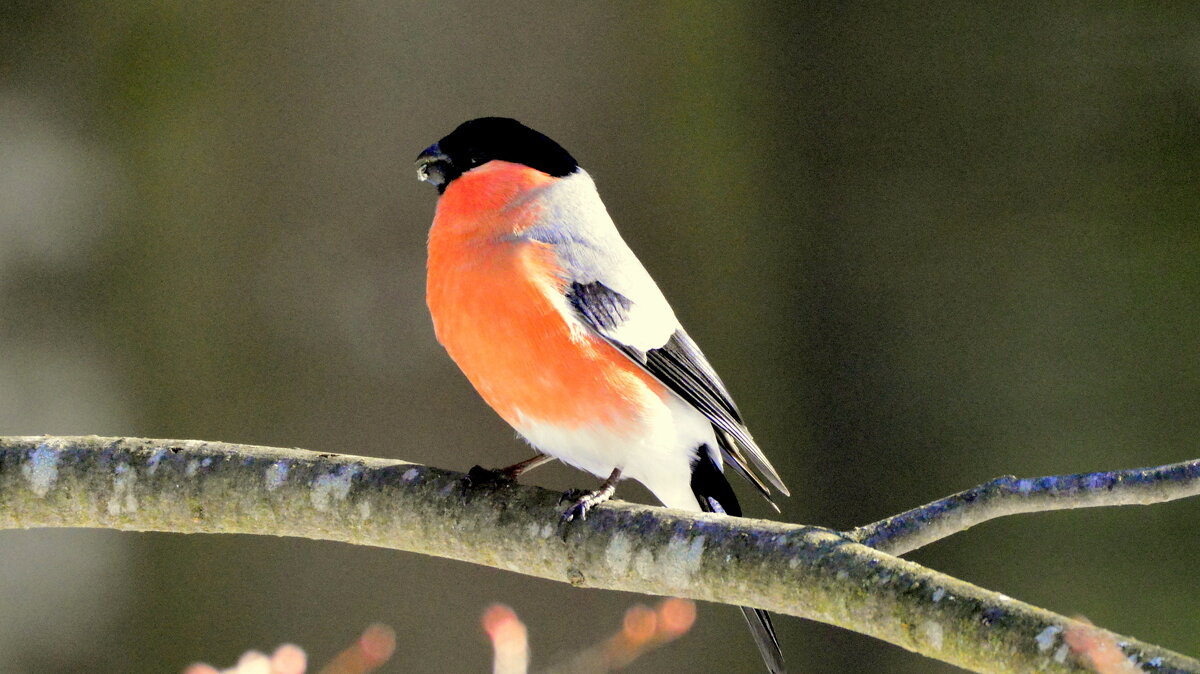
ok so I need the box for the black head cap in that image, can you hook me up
[416,117,578,193]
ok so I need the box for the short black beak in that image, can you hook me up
[416,143,455,193]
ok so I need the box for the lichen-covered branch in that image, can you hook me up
[0,436,1196,674]
[848,459,1200,556]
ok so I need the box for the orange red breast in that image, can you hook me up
[426,161,664,432]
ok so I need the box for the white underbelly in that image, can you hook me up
[513,393,715,511]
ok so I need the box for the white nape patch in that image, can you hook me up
[184,459,200,478]
[931,587,946,603]
[513,393,713,511]
[22,444,59,497]
[264,461,289,490]
[402,468,419,482]
[107,463,138,515]
[1035,625,1062,652]
[523,170,681,352]
[924,621,944,651]
[310,465,360,511]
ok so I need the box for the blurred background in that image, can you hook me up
[1,2,1198,672]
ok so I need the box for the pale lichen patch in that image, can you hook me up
[1035,625,1062,652]
[22,444,59,497]
[605,532,634,574]
[146,448,169,475]
[402,468,419,482]
[932,587,946,603]
[185,459,201,478]
[523,520,554,534]
[924,621,944,651]
[265,461,290,490]
[358,500,371,520]
[310,465,360,511]
[660,534,705,587]
[107,463,138,515]
[1053,643,1068,663]
[632,547,657,580]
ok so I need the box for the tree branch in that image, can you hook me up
[848,459,1200,556]
[1,436,1196,673]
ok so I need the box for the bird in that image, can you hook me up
[416,117,790,673]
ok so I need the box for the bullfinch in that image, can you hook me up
[417,117,789,673]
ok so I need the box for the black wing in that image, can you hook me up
[566,280,789,498]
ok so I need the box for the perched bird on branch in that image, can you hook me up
[417,117,790,673]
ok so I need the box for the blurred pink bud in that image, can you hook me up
[482,604,529,674]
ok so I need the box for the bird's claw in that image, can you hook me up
[558,468,621,532]
[559,487,611,524]
[558,491,598,540]
[561,497,593,523]
[558,488,585,506]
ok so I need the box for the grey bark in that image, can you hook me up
[0,436,1196,674]
[850,459,1200,556]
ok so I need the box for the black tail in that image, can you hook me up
[691,448,787,674]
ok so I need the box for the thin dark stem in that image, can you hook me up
[846,458,1200,556]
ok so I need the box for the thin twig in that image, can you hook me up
[846,459,1200,556]
[0,436,1197,674]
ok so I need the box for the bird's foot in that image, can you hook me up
[560,489,609,523]
[560,467,623,524]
